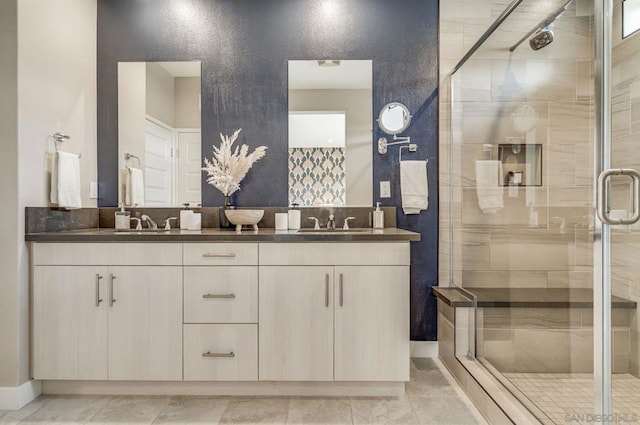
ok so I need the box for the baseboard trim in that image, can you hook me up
[410,341,439,358]
[42,380,405,397]
[0,380,42,410]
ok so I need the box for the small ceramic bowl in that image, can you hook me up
[224,209,264,232]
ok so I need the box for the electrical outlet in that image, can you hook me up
[380,181,391,198]
[90,182,98,199]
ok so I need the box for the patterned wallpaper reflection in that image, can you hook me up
[288,148,346,206]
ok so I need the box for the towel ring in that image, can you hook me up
[53,132,81,158]
[399,144,418,161]
[124,152,141,167]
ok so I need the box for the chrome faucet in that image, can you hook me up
[326,214,336,230]
[308,217,320,230]
[164,217,177,230]
[343,216,356,229]
[141,215,158,230]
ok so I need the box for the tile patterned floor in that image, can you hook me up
[0,359,486,425]
[505,372,640,425]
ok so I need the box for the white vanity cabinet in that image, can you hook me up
[33,266,109,380]
[259,266,335,381]
[334,266,410,381]
[258,243,410,382]
[31,243,183,381]
[30,239,412,392]
[182,243,259,381]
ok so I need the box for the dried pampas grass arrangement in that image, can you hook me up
[202,129,267,197]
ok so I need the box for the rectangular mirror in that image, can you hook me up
[288,60,372,206]
[118,61,202,207]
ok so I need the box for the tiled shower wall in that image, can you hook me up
[610,0,640,376]
[439,0,595,289]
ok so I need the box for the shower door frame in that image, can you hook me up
[594,0,613,417]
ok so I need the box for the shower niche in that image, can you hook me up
[498,143,542,187]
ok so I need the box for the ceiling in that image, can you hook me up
[157,61,201,77]
[288,60,372,90]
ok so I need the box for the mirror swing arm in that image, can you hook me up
[377,134,412,155]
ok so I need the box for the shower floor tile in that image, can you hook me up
[504,372,640,424]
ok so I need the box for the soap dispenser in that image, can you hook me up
[114,203,130,230]
[373,202,384,229]
[180,203,194,230]
[288,203,301,230]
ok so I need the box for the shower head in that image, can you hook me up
[529,28,554,50]
[509,0,572,52]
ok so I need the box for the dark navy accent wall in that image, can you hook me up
[97,0,439,340]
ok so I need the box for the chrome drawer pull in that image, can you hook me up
[325,274,330,307]
[202,253,236,258]
[202,293,236,299]
[109,274,116,306]
[95,274,103,307]
[202,351,235,358]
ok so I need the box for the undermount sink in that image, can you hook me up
[113,228,172,234]
[297,228,371,233]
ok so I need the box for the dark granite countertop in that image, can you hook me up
[25,227,420,242]
[433,287,637,309]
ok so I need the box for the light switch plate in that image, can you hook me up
[380,181,391,198]
[90,182,98,199]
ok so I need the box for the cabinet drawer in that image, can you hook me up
[32,243,182,266]
[184,267,258,323]
[183,243,258,266]
[184,324,257,381]
[259,243,410,266]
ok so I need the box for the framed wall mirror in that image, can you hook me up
[288,60,373,207]
[118,61,202,207]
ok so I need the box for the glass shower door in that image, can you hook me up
[597,0,640,420]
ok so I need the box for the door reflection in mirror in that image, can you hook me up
[118,61,202,207]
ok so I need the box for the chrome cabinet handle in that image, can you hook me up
[95,274,103,306]
[325,274,330,307]
[109,274,116,306]
[339,273,344,307]
[202,253,236,258]
[202,351,235,358]
[202,293,236,299]
[597,168,640,225]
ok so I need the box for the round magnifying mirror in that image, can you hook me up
[378,102,411,135]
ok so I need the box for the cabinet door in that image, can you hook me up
[334,266,410,381]
[259,266,334,381]
[107,266,182,381]
[33,266,108,380]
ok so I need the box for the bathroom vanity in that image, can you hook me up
[26,228,418,396]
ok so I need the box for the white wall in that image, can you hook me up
[289,89,372,206]
[175,77,201,129]
[0,0,97,394]
[118,62,147,203]
[0,0,20,389]
[146,63,175,127]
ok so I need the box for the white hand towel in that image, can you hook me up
[50,152,82,209]
[475,160,504,214]
[125,167,145,207]
[400,160,428,215]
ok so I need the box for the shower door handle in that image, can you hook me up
[597,168,640,225]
